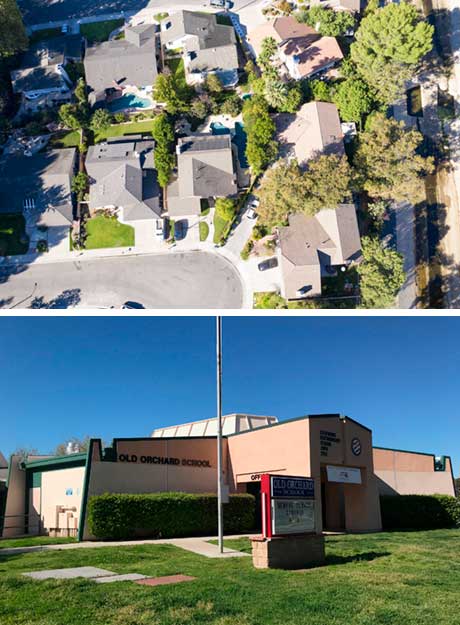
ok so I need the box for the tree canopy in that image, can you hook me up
[0,0,27,58]
[351,3,433,103]
[357,236,405,308]
[242,95,277,175]
[354,112,434,202]
[333,77,375,125]
[298,6,355,37]
[90,108,112,131]
[152,113,175,188]
[257,155,352,227]
[153,73,184,114]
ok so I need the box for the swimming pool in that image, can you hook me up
[108,93,152,112]
[210,121,248,169]
[210,121,231,135]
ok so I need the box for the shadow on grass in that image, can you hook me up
[325,551,390,566]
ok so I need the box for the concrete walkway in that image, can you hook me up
[0,534,254,558]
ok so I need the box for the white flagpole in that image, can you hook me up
[216,316,224,554]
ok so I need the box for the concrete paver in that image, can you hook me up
[23,566,116,580]
[95,573,147,583]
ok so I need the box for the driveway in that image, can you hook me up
[0,251,244,309]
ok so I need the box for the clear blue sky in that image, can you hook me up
[2,316,458,475]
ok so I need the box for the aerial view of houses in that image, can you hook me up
[0,0,456,309]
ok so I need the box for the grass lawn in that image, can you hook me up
[165,57,193,101]
[50,130,81,149]
[0,214,29,256]
[85,216,134,249]
[80,19,124,43]
[213,214,230,244]
[93,120,156,143]
[199,221,209,242]
[0,536,76,550]
[28,28,61,44]
[2,530,460,624]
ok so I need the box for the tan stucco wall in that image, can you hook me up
[2,456,26,538]
[38,467,85,533]
[82,438,224,540]
[308,417,382,533]
[373,449,455,496]
[227,419,311,487]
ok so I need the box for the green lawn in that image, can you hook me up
[213,214,230,244]
[1,530,460,624]
[28,28,61,44]
[0,536,76,550]
[84,216,134,249]
[80,19,125,43]
[93,120,156,143]
[0,214,29,256]
[50,130,81,149]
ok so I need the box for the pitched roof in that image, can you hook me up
[161,11,238,72]
[84,25,158,96]
[167,134,237,216]
[279,204,361,299]
[248,16,343,77]
[11,35,82,94]
[276,101,344,164]
[0,148,76,221]
[85,137,161,219]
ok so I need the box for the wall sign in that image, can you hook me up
[326,465,362,484]
[320,430,341,457]
[351,438,362,456]
[261,474,316,538]
[118,454,211,468]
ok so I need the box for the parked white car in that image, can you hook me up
[246,198,259,219]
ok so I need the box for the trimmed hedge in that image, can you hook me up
[380,494,460,530]
[88,492,256,540]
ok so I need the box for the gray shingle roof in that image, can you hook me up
[85,138,161,219]
[84,25,158,97]
[11,65,66,94]
[279,204,361,299]
[161,11,238,72]
[0,148,76,221]
[167,133,237,216]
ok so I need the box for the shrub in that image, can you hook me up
[199,221,209,241]
[380,495,460,530]
[36,240,48,253]
[240,239,254,260]
[215,197,236,221]
[88,492,256,540]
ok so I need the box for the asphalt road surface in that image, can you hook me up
[19,0,257,26]
[0,252,244,309]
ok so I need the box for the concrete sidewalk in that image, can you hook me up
[0,534,255,558]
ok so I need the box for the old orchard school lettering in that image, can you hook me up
[118,454,211,468]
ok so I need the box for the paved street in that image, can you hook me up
[20,0,261,26]
[0,252,244,309]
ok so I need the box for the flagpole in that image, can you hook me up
[216,316,224,554]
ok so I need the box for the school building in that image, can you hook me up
[1,414,455,541]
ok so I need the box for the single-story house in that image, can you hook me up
[275,101,344,165]
[84,24,158,106]
[0,148,77,248]
[278,204,361,299]
[166,134,237,217]
[160,11,239,87]
[10,35,83,112]
[247,16,343,80]
[85,136,161,226]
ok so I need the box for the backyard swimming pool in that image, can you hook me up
[108,93,152,112]
[210,121,249,169]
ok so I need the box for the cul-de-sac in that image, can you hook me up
[0,0,456,309]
